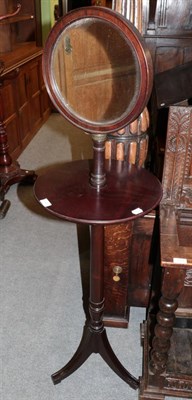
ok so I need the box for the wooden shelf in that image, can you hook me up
[0,42,42,75]
[0,14,34,25]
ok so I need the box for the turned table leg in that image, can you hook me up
[149,268,186,374]
[52,224,139,389]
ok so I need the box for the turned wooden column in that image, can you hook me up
[150,267,186,374]
[90,134,107,188]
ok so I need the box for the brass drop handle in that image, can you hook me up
[113,266,123,282]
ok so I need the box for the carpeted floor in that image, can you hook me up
[1,113,186,399]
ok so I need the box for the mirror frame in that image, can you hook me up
[43,6,153,134]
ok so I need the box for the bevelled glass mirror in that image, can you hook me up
[43,7,153,134]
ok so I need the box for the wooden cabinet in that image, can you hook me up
[103,0,192,327]
[1,49,51,159]
[142,0,192,73]
[0,2,51,217]
[17,58,42,144]
[0,1,50,159]
[0,0,42,53]
[103,215,155,327]
[142,0,192,178]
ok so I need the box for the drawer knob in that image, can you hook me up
[113,266,123,282]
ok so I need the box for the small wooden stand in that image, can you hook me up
[34,134,162,389]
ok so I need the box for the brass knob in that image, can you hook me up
[113,266,123,282]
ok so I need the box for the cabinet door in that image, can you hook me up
[16,66,31,144]
[1,53,50,160]
[27,59,42,133]
[1,79,21,158]
[16,58,42,147]
[39,58,51,119]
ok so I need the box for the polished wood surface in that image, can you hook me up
[51,224,139,389]
[34,159,162,224]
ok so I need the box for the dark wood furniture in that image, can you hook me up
[142,0,192,73]
[104,119,156,326]
[0,1,51,217]
[33,6,162,392]
[103,0,192,327]
[140,105,192,399]
[142,0,192,177]
[35,159,162,389]
[0,0,42,53]
[0,47,50,160]
[103,0,155,327]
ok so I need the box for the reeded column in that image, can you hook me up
[106,0,150,167]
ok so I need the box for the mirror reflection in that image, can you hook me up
[51,18,140,125]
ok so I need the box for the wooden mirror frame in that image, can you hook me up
[43,6,153,134]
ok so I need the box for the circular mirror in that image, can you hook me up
[43,7,153,134]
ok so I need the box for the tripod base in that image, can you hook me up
[0,161,37,218]
[52,324,139,390]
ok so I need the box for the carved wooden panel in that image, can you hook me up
[161,106,192,311]
[185,269,192,287]
[162,105,192,208]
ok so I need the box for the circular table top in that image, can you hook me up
[34,159,162,225]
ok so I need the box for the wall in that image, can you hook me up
[41,0,59,45]
[41,0,51,44]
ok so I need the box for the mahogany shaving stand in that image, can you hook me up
[33,6,162,393]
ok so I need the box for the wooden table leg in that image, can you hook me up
[52,224,139,390]
[150,268,186,375]
[139,267,187,400]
